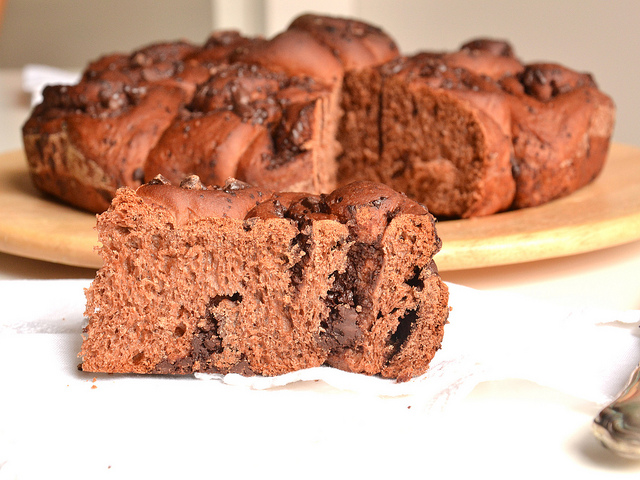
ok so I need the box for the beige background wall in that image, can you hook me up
[0,0,215,67]
[1,0,637,145]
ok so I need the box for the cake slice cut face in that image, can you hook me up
[339,53,517,219]
[80,177,449,381]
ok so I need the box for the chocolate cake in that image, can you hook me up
[80,178,449,381]
[22,14,615,218]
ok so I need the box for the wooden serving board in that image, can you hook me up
[1,144,640,271]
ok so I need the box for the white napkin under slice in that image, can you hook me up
[201,282,640,408]
[1,279,638,411]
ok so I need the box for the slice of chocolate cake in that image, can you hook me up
[80,178,449,381]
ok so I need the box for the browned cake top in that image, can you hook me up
[136,176,431,229]
[188,62,328,123]
[501,62,598,102]
[82,40,201,82]
[232,13,400,85]
[26,81,182,123]
[381,52,505,95]
[232,28,345,86]
[186,30,262,66]
[288,13,400,70]
[445,38,524,80]
[81,40,211,99]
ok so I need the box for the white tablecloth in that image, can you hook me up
[1,278,638,478]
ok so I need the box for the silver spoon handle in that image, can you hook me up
[592,363,640,458]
